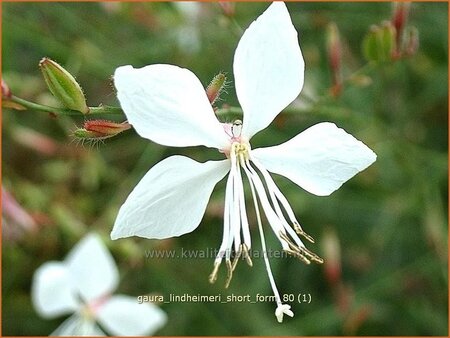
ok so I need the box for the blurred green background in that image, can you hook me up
[2,1,448,336]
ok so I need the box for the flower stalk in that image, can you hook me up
[5,95,123,116]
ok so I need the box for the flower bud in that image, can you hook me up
[391,2,410,42]
[404,26,419,57]
[362,22,395,62]
[363,25,379,63]
[219,2,235,17]
[326,22,343,97]
[2,79,11,99]
[39,57,89,114]
[326,23,341,74]
[1,80,25,110]
[321,228,341,286]
[380,21,396,61]
[74,120,131,140]
[206,72,227,106]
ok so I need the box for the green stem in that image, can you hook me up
[8,95,124,116]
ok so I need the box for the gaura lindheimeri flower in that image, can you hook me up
[111,2,376,322]
[32,233,167,336]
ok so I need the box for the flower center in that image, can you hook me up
[230,141,250,161]
[221,119,251,159]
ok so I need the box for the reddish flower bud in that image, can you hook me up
[206,72,227,106]
[2,79,11,99]
[74,120,131,140]
[391,2,411,59]
[392,2,410,39]
[326,22,343,96]
[322,228,342,286]
[219,2,235,17]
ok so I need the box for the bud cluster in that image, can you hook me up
[362,2,418,62]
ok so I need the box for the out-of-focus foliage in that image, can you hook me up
[2,2,448,336]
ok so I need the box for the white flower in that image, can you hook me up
[32,233,167,336]
[111,2,376,322]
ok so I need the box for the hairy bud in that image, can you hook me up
[39,57,89,114]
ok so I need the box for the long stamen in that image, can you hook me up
[251,158,315,244]
[209,170,234,284]
[242,159,287,249]
[250,160,291,225]
[242,243,253,267]
[230,153,241,253]
[250,159,307,251]
[242,159,282,306]
[208,261,221,284]
[231,245,242,271]
[279,231,323,264]
[236,154,251,249]
[225,259,233,289]
[249,158,323,265]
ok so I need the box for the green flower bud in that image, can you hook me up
[380,21,396,61]
[362,22,396,62]
[39,57,89,114]
[362,25,380,62]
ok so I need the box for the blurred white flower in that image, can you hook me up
[173,2,203,54]
[32,233,167,336]
[112,2,376,322]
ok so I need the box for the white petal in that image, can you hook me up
[234,2,304,139]
[50,314,105,336]
[65,233,119,303]
[111,155,230,240]
[97,295,167,336]
[32,262,79,318]
[114,64,229,149]
[251,122,377,196]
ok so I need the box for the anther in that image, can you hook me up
[208,261,221,284]
[242,244,253,267]
[293,222,315,243]
[301,247,324,264]
[279,231,301,252]
[225,259,233,289]
[284,249,311,265]
[231,246,243,271]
